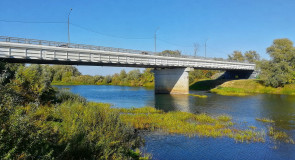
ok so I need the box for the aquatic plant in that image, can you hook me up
[188,94,208,98]
[120,107,265,143]
[256,118,275,123]
[268,127,294,144]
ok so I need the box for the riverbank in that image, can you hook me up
[210,79,295,96]
[51,81,154,88]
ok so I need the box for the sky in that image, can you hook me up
[0,0,294,75]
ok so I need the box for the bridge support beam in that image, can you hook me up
[153,68,193,94]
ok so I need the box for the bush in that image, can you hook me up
[0,101,144,159]
[55,89,86,104]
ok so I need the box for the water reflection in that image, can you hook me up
[155,94,191,112]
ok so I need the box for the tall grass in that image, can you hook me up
[0,101,145,159]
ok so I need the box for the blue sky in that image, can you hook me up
[1,0,294,75]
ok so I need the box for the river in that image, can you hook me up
[55,85,295,160]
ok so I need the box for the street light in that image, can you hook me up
[68,8,72,45]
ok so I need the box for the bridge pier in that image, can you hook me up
[153,68,193,94]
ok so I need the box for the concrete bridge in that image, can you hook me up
[0,36,255,94]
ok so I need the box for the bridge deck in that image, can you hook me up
[0,36,255,70]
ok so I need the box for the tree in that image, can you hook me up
[266,38,295,66]
[228,51,245,62]
[103,75,112,84]
[12,64,56,104]
[119,69,127,80]
[244,50,260,63]
[127,69,141,80]
[260,38,295,87]
[158,50,181,57]
[51,65,81,82]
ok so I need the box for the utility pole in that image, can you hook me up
[68,8,72,45]
[154,28,159,52]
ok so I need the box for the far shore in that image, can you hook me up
[52,79,295,96]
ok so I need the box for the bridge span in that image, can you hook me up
[0,36,255,94]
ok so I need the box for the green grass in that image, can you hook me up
[119,107,295,144]
[1,101,147,159]
[119,107,265,143]
[210,79,295,96]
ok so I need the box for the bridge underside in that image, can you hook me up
[219,70,257,79]
[0,58,185,69]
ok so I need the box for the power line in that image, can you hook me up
[70,23,153,40]
[0,19,154,40]
[0,19,66,24]
[0,19,201,48]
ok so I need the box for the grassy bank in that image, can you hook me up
[210,79,295,96]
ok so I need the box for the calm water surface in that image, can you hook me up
[55,85,295,160]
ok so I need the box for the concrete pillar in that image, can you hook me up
[153,68,193,94]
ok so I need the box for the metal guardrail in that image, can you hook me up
[0,36,253,64]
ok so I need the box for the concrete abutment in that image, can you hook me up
[153,68,193,94]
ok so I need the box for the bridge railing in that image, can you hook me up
[0,36,253,64]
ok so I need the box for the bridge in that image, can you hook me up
[0,36,255,94]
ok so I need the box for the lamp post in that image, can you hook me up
[68,8,72,45]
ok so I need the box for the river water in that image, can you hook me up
[55,85,295,160]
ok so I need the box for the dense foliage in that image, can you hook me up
[189,70,220,84]
[0,63,144,159]
[50,65,219,87]
[157,50,182,57]
[51,66,154,87]
[228,50,260,63]
[260,39,295,87]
